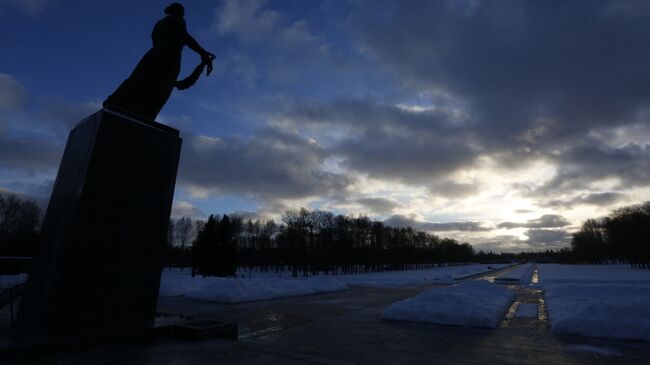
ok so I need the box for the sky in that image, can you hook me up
[1,0,650,253]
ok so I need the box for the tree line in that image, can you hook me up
[568,201,650,268]
[0,193,40,257]
[170,208,476,277]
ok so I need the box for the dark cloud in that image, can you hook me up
[544,192,628,209]
[178,127,351,201]
[357,0,650,146]
[281,98,481,193]
[384,214,491,232]
[0,135,63,173]
[539,142,650,194]
[38,102,100,133]
[355,197,401,214]
[498,214,570,229]
[524,229,570,247]
[230,210,266,222]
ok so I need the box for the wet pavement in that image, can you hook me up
[3,265,650,364]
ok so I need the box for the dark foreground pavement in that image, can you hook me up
[3,267,650,364]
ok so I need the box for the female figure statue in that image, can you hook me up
[103,2,214,121]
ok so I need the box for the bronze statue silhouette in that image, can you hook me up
[103,2,214,121]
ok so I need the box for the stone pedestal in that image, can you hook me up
[18,109,182,337]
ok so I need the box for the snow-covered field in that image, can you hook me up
[495,263,534,284]
[0,274,27,289]
[537,264,650,342]
[159,269,349,303]
[538,264,650,284]
[382,281,515,328]
[159,264,508,303]
[335,264,510,287]
[2,264,508,305]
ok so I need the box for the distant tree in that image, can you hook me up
[0,194,41,256]
[216,215,237,276]
[175,216,194,269]
[165,219,175,270]
[191,215,218,277]
[571,219,607,263]
[604,202,650,268]
[187,208,481,276]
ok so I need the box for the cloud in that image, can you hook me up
[38,101,100,132]
[384,214,491,232]
[540,142,650,194]
[178,127,351,202]
[214,0,280,41]
[350,0,650,200]
[0,135,62,173]
[498,214,571,229]
[279,98,481,195]
[0,73,26,111]
[171,201,206,219]
[357,1,650,143]
[524,228,570,247]
[355,197,401,214]
[214,0,316,46]
[544,192,628,209]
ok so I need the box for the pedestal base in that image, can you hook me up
[18,109,182,337]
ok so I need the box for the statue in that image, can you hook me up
[103,2,214,121]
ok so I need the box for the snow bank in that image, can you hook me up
[538,264,650,342]
[382,281,515,328]
[544,282,650,341]
[336,264,509,288]
[495,263,534,284]
[0,274,27,289]
[537,264,650,284]
[159,270,348,303]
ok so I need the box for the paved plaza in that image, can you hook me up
[2,267,649,364]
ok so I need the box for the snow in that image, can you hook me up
[515,303,537,318]
[159,269,348,303]
[335,264,510,288]
[382,280,515,328]
[158,264,510,304]
[538,263,650,284]
[495,263,534,284]
[0,274,27,289]
[537,264,650,342]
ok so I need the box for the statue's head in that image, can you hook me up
[165,2,184,17]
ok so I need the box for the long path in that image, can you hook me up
[5,265,650,364]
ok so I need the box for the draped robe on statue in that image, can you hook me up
[103,14,189,121]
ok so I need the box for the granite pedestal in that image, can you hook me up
[17,109,182,338]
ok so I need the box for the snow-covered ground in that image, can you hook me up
[0,274,27,289]
[335,264,510,287]
[159,264,509,303]
[538,264,650,284]
[495,263,534,284]
[382,281,515,328]
[159,269,348,303]
[537,264,650,342]
[2,263,509,305]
